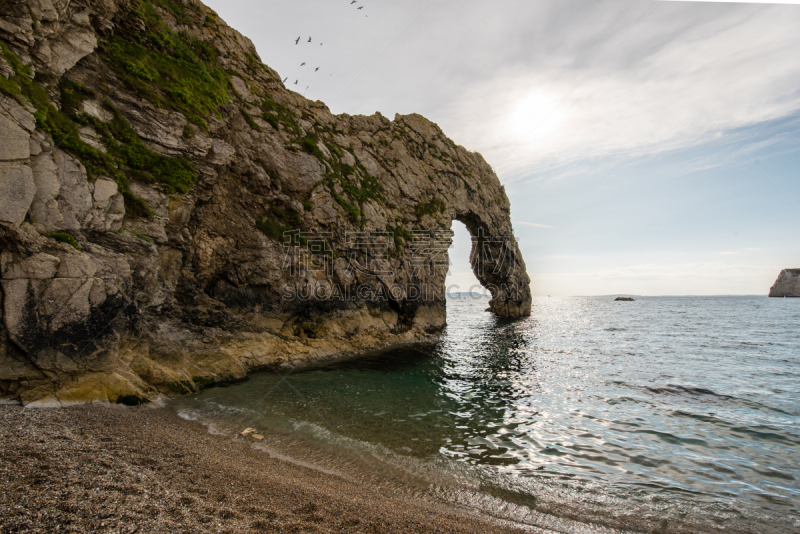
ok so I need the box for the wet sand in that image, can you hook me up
[0,405,535,533]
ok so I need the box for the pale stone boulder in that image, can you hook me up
[31,153,60,200]
[92,178,118,209]
[29,199,66,232]
[71,9,91,26]
[0,97,36,133]
[78,126,105,151]
[85,177,124,232]
[317,141,332,160]
[56,253,97,278]
[47,28,98,75]
[29,152,62,229]
[52,149,92,231]
[28,138,42,156]
[81,100,113,122]
[231,76,254,103]
[0,165,35,226]
[309,189,338,225]
[209,138,236,165]
[0,114,30,161]
[1,252,60,280]
[27,0,59,22]
[362,200,387,232]
[279,152,324,194]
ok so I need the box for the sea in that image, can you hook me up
[171,296,800,533]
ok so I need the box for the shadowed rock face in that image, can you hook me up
[0,0,530,405]
[769,269,800,297]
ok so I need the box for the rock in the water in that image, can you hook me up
[615,297,635,302]
[240,428,256,437]
[769,269,800,297]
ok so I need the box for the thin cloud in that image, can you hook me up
[517,222,555,229]
[208,1,800,181]
[428,2,800,179]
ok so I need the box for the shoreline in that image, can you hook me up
[0,404,535,533]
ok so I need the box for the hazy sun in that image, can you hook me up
[507,93,562,140]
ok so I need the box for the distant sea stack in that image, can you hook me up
[769,269,800,297]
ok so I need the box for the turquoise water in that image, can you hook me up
[172,296,800,533]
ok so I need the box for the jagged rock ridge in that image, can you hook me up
[0,0,531,406]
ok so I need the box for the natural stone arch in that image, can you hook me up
[0,0,533,405]
[453,212,531,318]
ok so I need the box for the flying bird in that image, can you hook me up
[282,77,287,83]
[315,67,319,72]
[301,62,306,66]
[351,1,356,4]
[294,80,298,85]
[295,36,300,45]
[307,37,312,43]
[358,6,363,9]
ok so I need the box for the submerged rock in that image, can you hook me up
[0,0,532,405]
[769,269,800,297]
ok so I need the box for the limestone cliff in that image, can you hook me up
[769,269,800,297]
[0,0,531,406]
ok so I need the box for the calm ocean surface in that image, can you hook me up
[172,296,800,533]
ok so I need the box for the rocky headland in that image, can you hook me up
[0,0,531,406]
[769,269,800,297]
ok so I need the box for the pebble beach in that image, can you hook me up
[0,405,530,533]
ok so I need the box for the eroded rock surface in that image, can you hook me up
[769,269,800,297]
[0,0,531,405]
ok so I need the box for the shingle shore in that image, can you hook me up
[0,405,533,533]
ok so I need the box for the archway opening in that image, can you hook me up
[446,220,486,297]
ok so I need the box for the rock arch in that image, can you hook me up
[0,0,532,405]
[455,213,531,318]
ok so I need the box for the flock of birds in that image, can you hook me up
[280,1,368,93]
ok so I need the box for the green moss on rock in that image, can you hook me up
[47,232,81,251]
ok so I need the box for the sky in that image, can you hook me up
[203,0,800,296]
